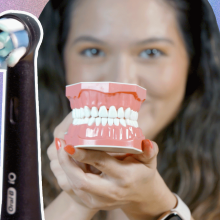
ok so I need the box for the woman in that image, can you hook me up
[38,0,220,219]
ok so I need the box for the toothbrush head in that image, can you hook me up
[0,12,42,67]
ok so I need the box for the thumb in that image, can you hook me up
[128,139,159,169]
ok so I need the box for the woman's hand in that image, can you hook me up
[46,112,99,219]
[53,115,177,220]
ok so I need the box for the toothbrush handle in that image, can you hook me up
[1,59,42,220]
[0,13,43,220]
[1,60,42,220]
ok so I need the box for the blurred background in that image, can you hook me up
[0,0,219,165]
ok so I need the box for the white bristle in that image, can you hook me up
[0,18,25,32]
[6,47,26,67]
[0,42,4,49]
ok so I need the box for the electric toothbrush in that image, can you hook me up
[0,11,44,220]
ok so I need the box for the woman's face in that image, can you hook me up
[64,0,189,140]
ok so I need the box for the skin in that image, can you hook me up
[46,0,192,219]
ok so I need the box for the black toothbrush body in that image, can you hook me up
[0,12,43,220]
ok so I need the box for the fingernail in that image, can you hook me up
[142,139,154,151]
[64,145,75,155]
[55,138,62,150]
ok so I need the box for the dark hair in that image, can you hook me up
[38,0,220,219]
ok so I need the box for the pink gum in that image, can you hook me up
[66,82,146,112]
[64,124,145,151]
[69,91,142,111]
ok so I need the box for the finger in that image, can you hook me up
[48,111,72,160]
[47,140,58,161]
[108,152,129,161]
[73,188,128,211]
[81,172,128,202]
[57,138,89,185]
[66,162,125,203]
[53,138,90,173]
[57,139,89,189]
[113,154,131,161]
[86,164,102,174]
[53,111,72,139]
[48,111,73,161]
[58,139,125,201]
[126,139,159,169]
[64,145,126,178]
[50,159,72,192]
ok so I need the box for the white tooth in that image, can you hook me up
[120,118,126,127]
[126,119,131,126]
[96,117,101,126]
[83,118,88,124]
[91,107,99,118]
[84,106,91,118]
[81,118,85,124]
[125,108,131,119]
[114,118,119,126]
[108,118,113,126]
[130,110,136,120]
[130,120,135,127]
[79,119,84,125]
[99,106,108,118]
[102,118,108,126]
[134,111,138,121]
[80,108,85,118]
[84,118,89,124]
[88,117,95,126]
[108,106,117,118]
[77,119,80,125]
[117,107,124,118]
[76,109,81,118]
[73,119,79,125]
[72,109,76,119]
[133,121,138,128]
[75,109,78,118]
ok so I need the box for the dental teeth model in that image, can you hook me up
[72,106,138,127]
[64,82,146,154]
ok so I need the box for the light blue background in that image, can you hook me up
[0,0,219,165]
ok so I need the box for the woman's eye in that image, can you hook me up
[80,48,105,57]
[139,49,164,59]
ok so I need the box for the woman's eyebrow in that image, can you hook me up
[72,36,175,46]
[134,37,175,46]
[72,36,107,45]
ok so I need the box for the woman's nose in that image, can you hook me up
[109,54,138,84]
